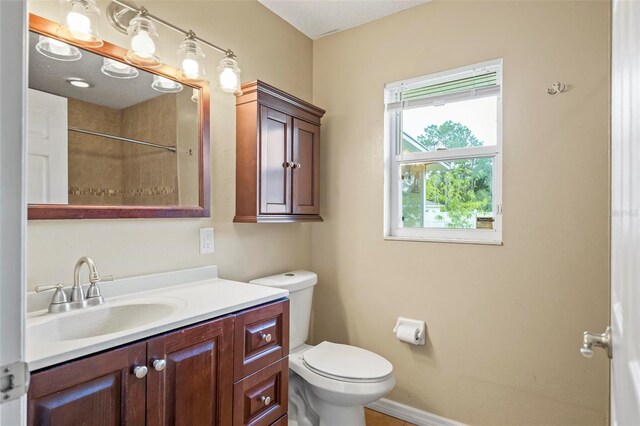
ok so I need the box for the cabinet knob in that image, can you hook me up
[295,163,302,169]
[133,366,148,379]
[288,161,296,168]
[153,359,167,372]
[261,332,272,343]
[261,395,272,406]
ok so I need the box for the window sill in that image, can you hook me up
[383,235,503,246]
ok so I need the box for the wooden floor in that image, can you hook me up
[365,408,416,426]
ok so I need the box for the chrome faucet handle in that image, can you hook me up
[85,274,113,306]
[35,284,68,304]
[35,284,71,313]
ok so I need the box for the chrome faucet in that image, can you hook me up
[36,257,113,314]
[72,256,100,303]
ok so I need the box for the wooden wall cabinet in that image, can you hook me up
[28,300,289,426]
[235,81,325,223]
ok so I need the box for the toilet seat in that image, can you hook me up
[302,341,393,383]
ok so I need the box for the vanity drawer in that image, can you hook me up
[234,300,289,380]
[233,358,288,426]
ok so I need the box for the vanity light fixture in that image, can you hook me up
[124,13,161,68]
[218,51,241,94]
[151,75,183,93]
[57,0,103,48]
[66,77,93,88]
[108,0,242,93]
[177,32,206,83]
[191,88,199,103]
[35,35,82,61]
[101,58,139,79]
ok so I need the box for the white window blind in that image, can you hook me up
[385,61,501,112]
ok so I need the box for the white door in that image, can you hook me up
[27,88,68,204]
[0,0,28,424]
[611,0,640,424]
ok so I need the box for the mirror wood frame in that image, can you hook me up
[27,13,211,220]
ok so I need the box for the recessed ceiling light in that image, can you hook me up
[66,77,93,88]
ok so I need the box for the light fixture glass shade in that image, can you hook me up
[101,58,139,79]
[57,0,102,47]
[177,38,206,83]
[151,75,183,93]
[217,55,241,94]
[35,35,82,61]
[124,16,161,68]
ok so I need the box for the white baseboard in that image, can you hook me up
[366,398,467,426]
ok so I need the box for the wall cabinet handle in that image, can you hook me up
[133,366,148,379]
[153,359,167,372]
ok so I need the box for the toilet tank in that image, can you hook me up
[249,270,317,351]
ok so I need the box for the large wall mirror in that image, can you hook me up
[27,14,210,219]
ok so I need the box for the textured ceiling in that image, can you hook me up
[28,31,165,110]
[258,0,430,39]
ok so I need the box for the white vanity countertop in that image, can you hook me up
[26,266,288,371]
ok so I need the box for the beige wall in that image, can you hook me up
[311,1,610,425]
[27,1,314,289]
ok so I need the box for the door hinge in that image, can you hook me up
[0,361,29,404]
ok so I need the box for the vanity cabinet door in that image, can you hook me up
[28,342,147,426]
[292,119,320,215]
[146,316,234,426]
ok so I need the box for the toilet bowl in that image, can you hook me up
[250,271,395,426]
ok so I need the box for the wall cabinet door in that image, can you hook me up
[28,342,147,426]
[259,106,292,215]
[146,317,234,426]
[292,119,320,215]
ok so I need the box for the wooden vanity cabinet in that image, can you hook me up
[235,80,325,223]
[28,300,289,426]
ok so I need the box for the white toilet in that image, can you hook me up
[250,271,395,426]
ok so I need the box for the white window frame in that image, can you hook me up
[384,59,503,245]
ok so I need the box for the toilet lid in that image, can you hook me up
[302,341,393,382]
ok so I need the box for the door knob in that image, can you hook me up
[133,365,148,378]
[581,326,612,359]
[153,359,167,371]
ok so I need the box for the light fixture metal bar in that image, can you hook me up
[111,0,232,56]
[69,127,177,153]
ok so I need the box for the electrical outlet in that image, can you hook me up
[200,228,214,254]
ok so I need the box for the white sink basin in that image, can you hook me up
[29,303,177,342]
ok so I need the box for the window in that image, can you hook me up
[384,59,502,244]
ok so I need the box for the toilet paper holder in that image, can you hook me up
[393,317,426,345]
